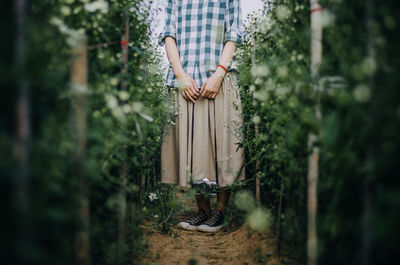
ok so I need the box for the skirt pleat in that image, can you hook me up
[161,71,245,187]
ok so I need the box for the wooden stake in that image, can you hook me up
[117,14,130,263]
[14,0,31,262]
[277,178,284,256]
[71,36,90,265]
[307,1,323,265]
[250,16,261,203]
[362,1,375,264]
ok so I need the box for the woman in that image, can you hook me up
[158,0,245,233]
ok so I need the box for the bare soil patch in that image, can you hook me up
[140,190,300,265]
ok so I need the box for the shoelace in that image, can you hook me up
[203,210,223,226]
[187,210,208,224]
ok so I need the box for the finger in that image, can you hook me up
[185,87,196,100]
[200,82,207,94]
[212,90,219,99]
[182,90,188,101]
[203,89,209,98]
[203,86,211,98]
[191,79,199,95]
[184,90,196,104]
[183,90,190,101]
[183,90,192,103]
[190,86,199,99]
[205,89,214,99]
[188,84,198,99]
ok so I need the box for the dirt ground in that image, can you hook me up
[140,190,300,265]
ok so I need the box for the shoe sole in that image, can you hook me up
[197,224,224,233]
[178,222,198,231]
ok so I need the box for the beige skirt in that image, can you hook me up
[160,71,245,187]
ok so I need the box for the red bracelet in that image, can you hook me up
[217,64,228,73]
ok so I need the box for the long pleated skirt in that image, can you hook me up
[160,71,245,188]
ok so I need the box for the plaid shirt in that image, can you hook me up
[158,0,244,89]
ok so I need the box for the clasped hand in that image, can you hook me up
[177,72,223,103]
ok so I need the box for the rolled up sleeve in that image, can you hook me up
[158,0,177,46]
[224,0,244,47]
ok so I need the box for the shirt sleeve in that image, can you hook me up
[158,0,177,46]
[224,0,244,46]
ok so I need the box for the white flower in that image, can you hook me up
[111,107,125,121]
[66,28,85,47]
[234,191,255,212]
[276,86,290,98]
[252,64,270,77]
[353,84,371,103]
[252,115,261,124]
[259,16,273,33]
[247,207,272,231]
[255,78,263,85]
[253,90,269,101]
[110,77,119,86]
[277,66,289,78]
[132,102,144,112]
[60,6,71,16]
[73,6,82,14]
[105,94,118,109]
[148,192,158,202]
[276,5,291,21]
[84,0,109,13]
[49,17,86,47]
[118,91,130,101]
[97,52,105,59]
[122,104,132,114]
[360,57,377,76]
[93,110,101,118]
[265,79,276,91]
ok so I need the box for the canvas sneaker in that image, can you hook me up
[197,210,225,233]
[178,209,209,231]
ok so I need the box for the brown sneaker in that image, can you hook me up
[197,210,225,233]
[178,209,209,231]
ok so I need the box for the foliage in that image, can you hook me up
[143,183,179,234]
[3,1,169,264]
[3,0,400,265]
[237,0,400,264]
[237,0,311,253]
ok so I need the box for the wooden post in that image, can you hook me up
[362,1,374,265]
[117,14,130,263]
[307,1,323,265]
[14,0,30,262]
[71,36,90,265]
[250,16,261,203]
[276,179,284,256]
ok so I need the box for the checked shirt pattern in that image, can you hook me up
[158,0,244,89]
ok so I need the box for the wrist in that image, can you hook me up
[174,69,186,79]
[215,67,226,77]
[217,63,229,73]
